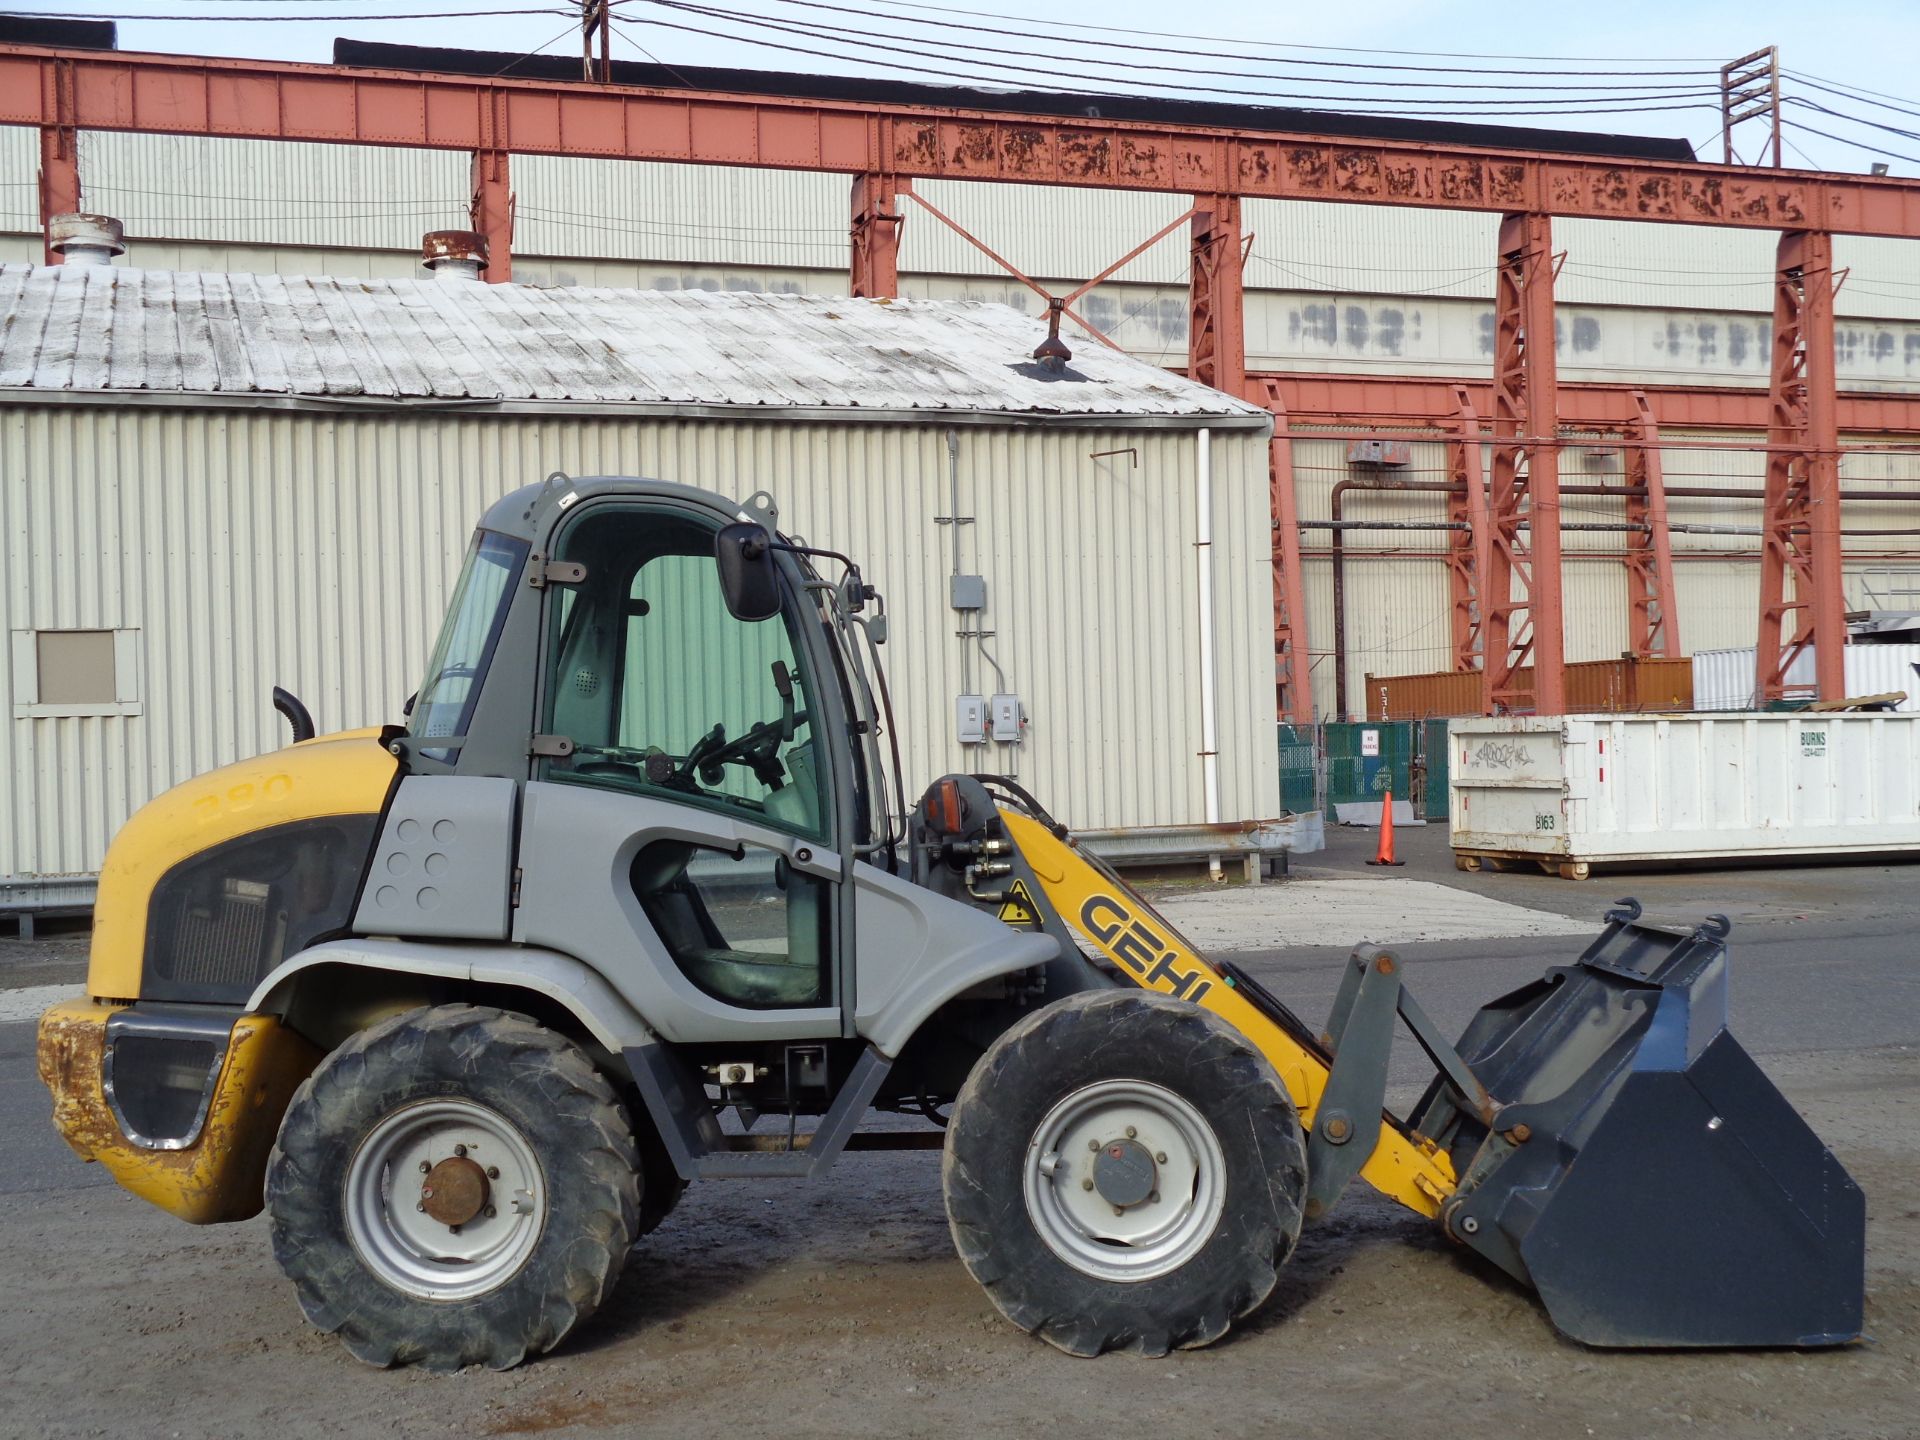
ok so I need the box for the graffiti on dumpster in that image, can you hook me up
[1471,739,1537,771]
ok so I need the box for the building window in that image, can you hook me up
[10,629,142,718]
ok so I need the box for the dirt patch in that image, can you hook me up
[4,1044,1915,1440]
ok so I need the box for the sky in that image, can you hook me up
[14,0,1920,175]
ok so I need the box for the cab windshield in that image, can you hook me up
[410,530,527,758]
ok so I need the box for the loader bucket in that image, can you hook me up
[1411,904,1865,1348]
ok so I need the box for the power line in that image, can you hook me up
[4,6,566,18]
[621,8,1719,116]
[834,0,1731,66]
[1784,118,1920,169]
[1787,70,1920,123]
[638,2,1723,107]
[726,0,1721,83]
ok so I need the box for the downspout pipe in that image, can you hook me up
[1196,429,1222,880]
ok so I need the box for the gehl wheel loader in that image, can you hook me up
[40,474,1864,1370]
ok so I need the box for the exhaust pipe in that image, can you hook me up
[272,686,316,744]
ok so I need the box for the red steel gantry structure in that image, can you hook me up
[6,42,1919,718]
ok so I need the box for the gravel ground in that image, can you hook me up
[3,831,1916,1439]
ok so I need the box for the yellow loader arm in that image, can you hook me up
[998,808,1457,1219]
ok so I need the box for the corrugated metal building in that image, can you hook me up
[0,260,1278,890]
[5,133,1920,725]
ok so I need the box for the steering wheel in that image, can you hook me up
[682,710,812,788]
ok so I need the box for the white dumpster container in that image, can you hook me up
[1449,713,1920,877]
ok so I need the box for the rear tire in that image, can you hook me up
[943,991,1306,1357]
[267,1004,640,1371]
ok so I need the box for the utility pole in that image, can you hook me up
[582,0,611,83]
[1720,46,1783,167]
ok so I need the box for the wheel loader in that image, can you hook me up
[39,473,1864,1369]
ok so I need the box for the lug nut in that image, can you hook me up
[1149,1190,1161,1204]
[419,1161,431,1174]
[1088,1139,1099,1152]
[484,1205,497,1219]
[416,1202,425,1212]
[1113,1206,1125,1217]
[1155,1151,1168,1164]
[449,1223,462,1235]
[1124,1126,1137,1139]
[1081,1178,1094,1191]
[487,1166,500,1179]
[454,1144,468,1158]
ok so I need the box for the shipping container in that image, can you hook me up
[1692,645,1920,712]
[1449,713,1920,876]
[1364,657,1693,721]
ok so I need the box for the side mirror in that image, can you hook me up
[715,522,782,621]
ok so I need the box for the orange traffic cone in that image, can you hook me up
[1367,787,1406,866]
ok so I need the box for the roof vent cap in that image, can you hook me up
[49,213,125,268]
[422,229,489,282]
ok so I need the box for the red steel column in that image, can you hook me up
[1188,196,1246,397]
[1623,390,1682,657]
[39,57,79,264]
[469,149,513,282]
[1483,212,1565,715]
[1757,231,1845,703]
[1446,385,1489,672]
[850,173,906,299]
[1250,382,1312,724]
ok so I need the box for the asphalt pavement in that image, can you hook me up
[4,822,1916,1193]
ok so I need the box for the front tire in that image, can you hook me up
[266,1004,640,1371]
[943,991,1306,1357]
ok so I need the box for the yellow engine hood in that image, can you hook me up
[87,728,398,999]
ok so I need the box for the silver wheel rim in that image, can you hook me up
[344,1098,546,1301]
[1022,1078,1227,1283]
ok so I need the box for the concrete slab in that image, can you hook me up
[0,984,80,1023]
[1157,879,1596,952]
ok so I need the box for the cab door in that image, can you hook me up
[511,498,850,1044]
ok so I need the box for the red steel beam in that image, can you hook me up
[1188,195,1245,398]
[6,44,1920,238]
[849,172,905,299]
[1622,390,1682,657]
[1758,230,1847,703]
[1258,373,1920,437]
[469,149,513,282]
[1445,385,1489,673]
[1484,212,1565,716]
[1248,380,1312,724]
[37,55,79,264]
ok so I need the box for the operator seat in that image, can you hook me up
[630,841,821,1007]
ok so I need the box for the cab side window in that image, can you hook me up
[540,504,830,842]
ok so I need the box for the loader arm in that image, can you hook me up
[997,808,1457,1220]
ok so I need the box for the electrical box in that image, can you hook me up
[957,693,987,744]
[1347,438,1412,467]
[990,693,1024,744]
[950,574,987,611]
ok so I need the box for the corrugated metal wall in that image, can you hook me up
[0,127,35,234]
[78,132,471,252]
[0,403,1274,878]
[1290,429,1920,719]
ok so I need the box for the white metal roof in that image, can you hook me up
[0,262,1269,426]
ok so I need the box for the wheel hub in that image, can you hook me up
[344,1098,546,1301]
[1023,1079,1228,1283]
[420,1155,490,1227]
[1092,1137,1157,1208]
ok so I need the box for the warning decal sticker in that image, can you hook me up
[997,877,1041,926]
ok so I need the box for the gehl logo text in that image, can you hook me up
[1079,895,1214,1003]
